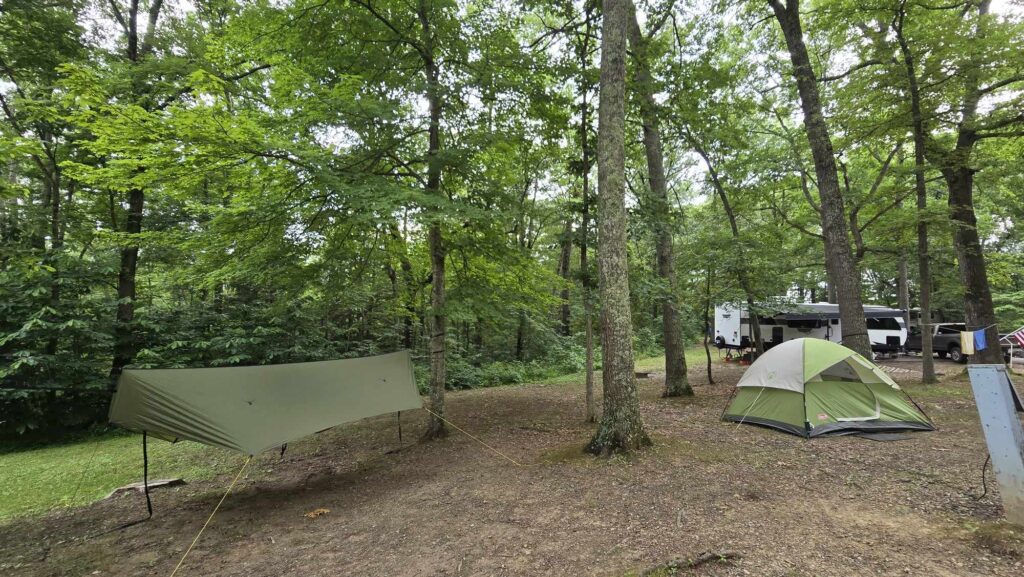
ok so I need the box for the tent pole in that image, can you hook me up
[397,411,403,443]
[902,390,936,428]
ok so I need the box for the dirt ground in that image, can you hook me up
[2,360,1023,577]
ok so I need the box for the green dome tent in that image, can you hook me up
[722,338,933,437]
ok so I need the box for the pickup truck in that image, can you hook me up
[905,323,1011,363]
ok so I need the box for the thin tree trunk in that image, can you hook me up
[420,0,448,439]
[769,0,871,358]
[516,312,526,360]
[627,4,691,396]
[387,221,417,350]
[703,267,715,385]
[586,0,650,456]
[109,1,167,384]
[689,139,764,354]
[45,166,62,357]
[578,2,597,423]
[558,218,573,336]
[904,32,937,381]
[110,187,144,384]
[897,252,910,328]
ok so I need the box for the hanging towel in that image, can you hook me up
[974,329,987,351]
[961,331,975,355]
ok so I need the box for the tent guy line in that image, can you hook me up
[168,456,252,577]
[421,406,527,467]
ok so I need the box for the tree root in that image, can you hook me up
[641,551,742,575]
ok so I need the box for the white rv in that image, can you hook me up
[714,302,907,354]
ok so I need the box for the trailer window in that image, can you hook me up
[866,317,901,331]
[786,319,821,329]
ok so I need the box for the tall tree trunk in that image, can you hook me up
[44,166,62,357]
[937,1,1001,365]
[768,0,871,358]
[913,169,935,380]
[703,267,715,385]
[110,187,144,384]
[389,222,418,351]
[515,311,526,360]
[578,2,597,423]
[420,0,448,439]
[627,5,691,396]
[944,167,1001,363]
[586,0,650,456]
[558,218,573,336]
[690,139,764,354]
[109,0,166,384]
[897,252,910,327]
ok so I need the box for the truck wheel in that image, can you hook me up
[937,351,947,359]
[949,346,966,364]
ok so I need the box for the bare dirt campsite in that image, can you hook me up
[3,359,1022,577]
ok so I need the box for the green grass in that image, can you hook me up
[0,431,246,521]
[540,346,715,385]
[0,345,719,522]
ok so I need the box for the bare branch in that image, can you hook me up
[818,59,888,83]
[139,0,165,56]
[108,0,129,34]
[349,0,425,57]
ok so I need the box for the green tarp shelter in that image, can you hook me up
[722,338,933,437]
[109,350,422,455]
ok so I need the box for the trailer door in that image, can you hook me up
[715,305,742,347]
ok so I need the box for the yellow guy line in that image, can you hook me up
[169,456,252,577]
[422,406,526,467]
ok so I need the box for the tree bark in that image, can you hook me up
[515,311,526,360]
[420,0,448,439]
[897,252,910,327]
[627,4,691,396]
[937,1,1001,364]
[586,0,651,455]
[45,165,62,357]
[109,0,166,384]
[578,2,597,423]
[557,218,573,336]
[110,187,144,384]
[689,138,764,354]
[703,267,715,384]
[944,166,1001,363]
[768,0,871,358]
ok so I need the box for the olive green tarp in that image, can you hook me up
[722,339,933,437]
[109,351,422,455]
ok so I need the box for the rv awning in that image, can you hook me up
[776,305,905,321]
[108,351,422,455]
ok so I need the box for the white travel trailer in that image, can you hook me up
[714,302,907,355]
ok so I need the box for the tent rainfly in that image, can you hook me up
[722,338,934,437]
[109,350,423,455]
